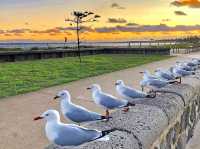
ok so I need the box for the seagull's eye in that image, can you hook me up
[45,114,49,116]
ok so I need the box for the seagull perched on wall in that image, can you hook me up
[139,70,175,91]
[140,76,177,92]
[115,80,156,101]
[192,58,200,65]
[176,62,196,71]
[34,110,114,146]
[53,90,109,125]
[154,68,176,81]
[171,66,195,83]
[87,84,135,119]
[185,61,198,67]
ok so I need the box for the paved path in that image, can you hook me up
[0,53,199,149]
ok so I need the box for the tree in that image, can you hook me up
[65,11,101,62]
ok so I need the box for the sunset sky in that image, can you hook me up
[1,0,200,41]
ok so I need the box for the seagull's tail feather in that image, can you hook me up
[101,128,117,137]
[126,102,136,107]
[100,115,112,120]
[93,128,117,142]
[169,80,179,84]
[146,93,156,98]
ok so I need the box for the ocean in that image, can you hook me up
[0,41,173,49]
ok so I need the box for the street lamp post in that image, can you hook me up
[65,11,101,63]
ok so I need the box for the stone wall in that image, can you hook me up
[46,75,200,149]
[0,47,170,62]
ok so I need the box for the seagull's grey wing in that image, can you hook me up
[66,105,102,123]
[99,92,127,109]
[177,69,191,76]
[122,87,147,98]
[55,124,101,146]
[148,79,167,88]
[161,72,175,80]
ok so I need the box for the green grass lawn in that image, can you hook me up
[0,54,171,98]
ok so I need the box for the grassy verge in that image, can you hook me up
[0,54,171,98]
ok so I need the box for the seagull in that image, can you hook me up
[176,62,196,71]
[185,61,197,67]
[87,84,135,118]
[155,68,176,81]
[140,77,177,91]
[172,66,195,77]
[192,58,200,64]
[34,110,114,146]
[191,58,200,65]
[171,66,195,83]
[53,90,109,125]
[115,80,155,101]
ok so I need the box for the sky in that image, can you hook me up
[1,0,200,41]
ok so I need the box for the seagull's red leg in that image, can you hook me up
[106,110,109,118]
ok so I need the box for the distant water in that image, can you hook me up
[0,42,173,49]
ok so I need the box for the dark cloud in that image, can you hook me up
[111,3,125,9]
[2,24,200,37]
[126,23,139,26]
[174,10,187,15]
[95,24,200,33]
[1,26,93,36]
[4,33,12,36]
[162,19,171,22]
[25,22,30,25]
[171,0,200,8]
[0,30,4,34]
[7,29,31,34]
[107,18,127,23]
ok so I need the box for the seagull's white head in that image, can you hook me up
[87,84,101,92]
[54,90,71,101]
[34,110,60,122]
[115,80,124,86]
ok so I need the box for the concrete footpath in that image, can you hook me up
[0,53,199,149]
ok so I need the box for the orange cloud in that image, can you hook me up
[171,0,200,8]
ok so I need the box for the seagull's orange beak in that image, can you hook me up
[33,116,43,121]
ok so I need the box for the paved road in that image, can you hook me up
[0,53,199,149]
